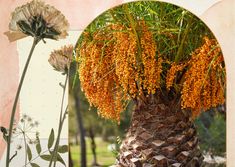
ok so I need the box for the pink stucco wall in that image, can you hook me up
[0,0,122,159]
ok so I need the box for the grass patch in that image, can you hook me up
[71,137,116,167]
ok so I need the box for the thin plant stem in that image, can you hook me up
[52,106,68,167]
[6,37,40,167]
[59,74,68,123]
[22,149,50,167]
[22,121,28,166]
[48,74,68,167]
[22,131,27,166]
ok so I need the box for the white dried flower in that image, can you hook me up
[48,45,74,74]
[4,0,69,42]
[16,145,22,150]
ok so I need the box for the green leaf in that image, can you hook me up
[40,154,52,161]
[27,144,32,161]
[56,153,66,166]
[30,163,40,167]
[36,136,42,154]
[0,126,7,133]
[48,129,55,149]
[0,126,8,143]
[58,145,68,154]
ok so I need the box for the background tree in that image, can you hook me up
[74,2,226,166]
[195,107,226,156]
[69,73,132,166]
[70,62,87,167]
[69,149,74,167]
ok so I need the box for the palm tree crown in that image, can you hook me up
[76,2,225,122]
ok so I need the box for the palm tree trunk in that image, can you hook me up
[115,95,203,167]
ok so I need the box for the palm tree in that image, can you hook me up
[74,2,226,166]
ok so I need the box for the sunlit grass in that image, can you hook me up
[71,137,116,167]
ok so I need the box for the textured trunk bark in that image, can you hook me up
[115,95,203,167]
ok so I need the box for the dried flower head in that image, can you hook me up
[28,139,34,144]
[20,118,25,123]
[36,131,40,137]
[16,145,22,150]
[22,114,28,119]
[4,0,69,42]
[48,45,74,74]
[34,121,39,127]
[13,114,39,144]
[27,117,32,122]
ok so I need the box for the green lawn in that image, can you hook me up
[71,137,116,167]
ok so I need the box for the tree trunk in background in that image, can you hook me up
[74,92,87,167]
[89,127,100,166]
[102,127,109,142]
[75,130,79,145]
[69,148,74,167]
[115,95,203,167]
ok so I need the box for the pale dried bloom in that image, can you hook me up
[48,45,74,74]
[4,0,69,42]
[16,145,22,150]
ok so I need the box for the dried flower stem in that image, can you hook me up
[22,130,27,166]
[21,149,50,167]
[52,106,68,167]
[6,37,40,167]
[49,74,68,167]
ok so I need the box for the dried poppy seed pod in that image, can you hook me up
[48,45,74,74]
[4,0,69,42]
